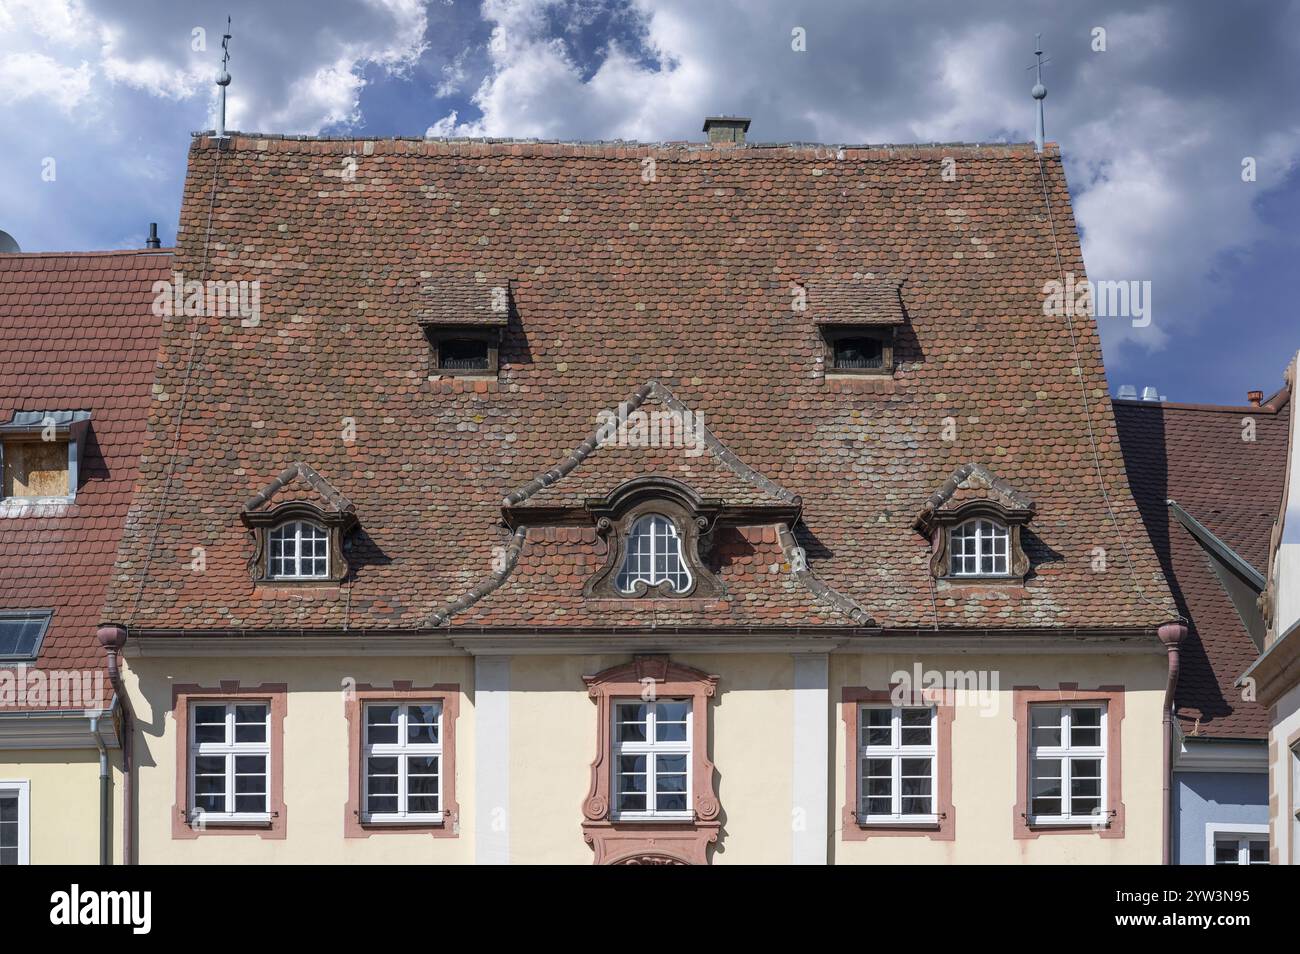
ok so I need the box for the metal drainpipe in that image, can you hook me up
[1158,621,1187,866]
[98,623,134,865]
[91,710,110,865]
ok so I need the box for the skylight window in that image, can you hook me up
[0,611,52,660]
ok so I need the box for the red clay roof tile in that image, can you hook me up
[0,249,169,706]
[102,135,1173,634]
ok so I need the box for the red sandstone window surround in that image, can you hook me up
[581,656,719,864]
[841,687,955,841]
[1012,685,1126,839]
[344,683,459,838]
[172,682,287,840]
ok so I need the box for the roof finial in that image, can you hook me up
[214,16,232,140]
[1031,33,1047,153]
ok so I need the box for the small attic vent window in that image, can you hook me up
[823,328,893,376]
[834,336,884,370]
[425,327,499,377]
[439,337,490,371]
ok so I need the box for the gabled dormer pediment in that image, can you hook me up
[501,380,801,527]
[912,462,1035,534]
[913,464,1035,582]
[241,462,356,584]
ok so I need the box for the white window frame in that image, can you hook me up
[1205,823,1269,865]
[949,517,1010,577]
[611,697,693,822]
[616,513,693,594]
[188,702,271,825]
[858,704,939,824]
[268,520,329,580]
[362,701,444,824]
[1027,703,1108,825]
[0,779,30,866]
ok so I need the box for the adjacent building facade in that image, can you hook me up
[86,127,1184,864]
[1246,351,1300,864]
[1116,386,1291,864]
[0,249,170,864]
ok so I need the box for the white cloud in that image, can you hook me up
[444,0,1300,367]
[0,51,93,112]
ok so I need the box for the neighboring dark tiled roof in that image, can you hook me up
[103,136,1173,633]
[1115,391,1291,739]
[0,250,170,706]
[807,278,905,325]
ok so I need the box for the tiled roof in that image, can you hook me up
[1114,390,1291,739]
[417,275,511,326]
[103,135,1173,634]
[806,278,905,325]
[0,250,170,706]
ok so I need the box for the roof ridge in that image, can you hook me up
[0,249,175,260]
[502,380,800,508]
[203,133,1056,161]
[1113,384,1291,415]
[776,526,874,625]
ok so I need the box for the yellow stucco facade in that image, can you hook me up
[0,748,124,865]
[106,646,1167,865]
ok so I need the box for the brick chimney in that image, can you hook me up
[1248,390,1263,407]
[703,116,750,144]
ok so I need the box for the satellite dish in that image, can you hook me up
[0,230,19,254]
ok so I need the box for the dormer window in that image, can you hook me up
[581,478,726,600]
[425,327,499,377]
[822,327,893,375]
[833,335,884,370]
[241,462,357,585]
[418,277,511,380]
[437,336,491,372]
[949,518,1010,577]
[616,514,693,594]
[268,520,330,579]
[0,410,90,504]
[913,464,1036,584]
[1,438,69,498]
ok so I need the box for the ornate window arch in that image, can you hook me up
[919,501,1033,582]
[615,513,693,594]
[581,656,720,865]
[584,478,724,599]
[242,501,356,585]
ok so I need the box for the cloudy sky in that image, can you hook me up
[2,0,1297,403]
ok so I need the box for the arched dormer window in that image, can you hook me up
[616,514,693,594]
[948,518,1010,577]
[241,465,357,586]
[269,520,330,579]
[582,478,726,600]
